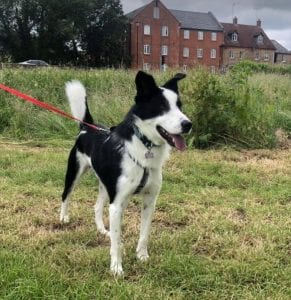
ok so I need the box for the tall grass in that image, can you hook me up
[0,67,290,148]
[182,67,286,148]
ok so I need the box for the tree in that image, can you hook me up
[82,0,129,67]
[0,0,129,66]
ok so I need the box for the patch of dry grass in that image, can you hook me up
[0,141,290,299]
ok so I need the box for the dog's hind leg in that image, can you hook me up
[60,147,88,223]
[94,181,109,236]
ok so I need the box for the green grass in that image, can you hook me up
[0,140,290,299]
[0,67,290,148]
[0,67,290,298]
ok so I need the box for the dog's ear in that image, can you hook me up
[163,73,186,94]
[135,71,159,103]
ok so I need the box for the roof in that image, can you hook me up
[170,10,223,31]
[126,2,223,32]
[126,5,147,20]
[221,23,276,50]
[271,40,290,54]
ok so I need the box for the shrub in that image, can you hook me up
[182,67,278,148]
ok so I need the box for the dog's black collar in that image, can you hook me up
[132,123,159,150]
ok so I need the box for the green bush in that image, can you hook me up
[182,68,278,148]
[231,60,291,75]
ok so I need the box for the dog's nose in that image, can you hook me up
[181,120,192,134]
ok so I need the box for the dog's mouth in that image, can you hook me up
[157,126,186,151]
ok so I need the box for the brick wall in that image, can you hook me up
[275,53,291,64]
[179,29,224,71]
[129,1,180,69]
[221,47,275,67]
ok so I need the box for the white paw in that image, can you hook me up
[60,214,70,224]
[99,228,110,237]
[110,262,124,276]
[137,249,149,262]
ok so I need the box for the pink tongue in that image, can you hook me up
[172,135,186,151]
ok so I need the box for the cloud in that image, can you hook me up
[266,28,291,49]
[253,0,291,11]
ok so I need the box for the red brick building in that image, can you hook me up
[126,0,224,72]
[220,17,276,69]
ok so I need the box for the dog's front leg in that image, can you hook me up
[109,196,129,276]
[136,171,162,261]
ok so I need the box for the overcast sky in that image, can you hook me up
[121,0,291,50]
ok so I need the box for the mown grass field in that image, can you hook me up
[0,140,290,299]
[0,67,291,299]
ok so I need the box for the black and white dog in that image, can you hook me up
[60,71,192,275]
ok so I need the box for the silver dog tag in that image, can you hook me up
[145,150,154,159]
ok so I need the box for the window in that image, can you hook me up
[229,50,234,59]
[183,65,188,73]
[161,64,167,72]
[198,31,204,40]
[282,55,286,63]
[232,32,238,42]
[161,45,168,56]
[210,66,216,74]
[211,49,216,59]
[143,63,150,71]
[153,7,160,19]
[239,51,244,59]
[264,52,269,61]
[144,44,151,55]
[257,34,263,43]
[197,48,203,58]
[184,30,190,39]
[144,25,150,35]
[161,26,169,37]
[211,32,217,41]
[183,47,189,57]
[255,52,259,60]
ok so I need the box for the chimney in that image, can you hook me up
[257,19,261,27]
[233,16,238,25]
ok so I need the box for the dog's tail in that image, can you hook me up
[65,80,94,128]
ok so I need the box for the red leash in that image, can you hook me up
[0,83,103,131]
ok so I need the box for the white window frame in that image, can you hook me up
[257,35,263,43]
[197,48,203,58]
[183,47,189,58]
[229,50,234,59]
[144,25,150,35]
[264,52,269,61]
[153,7,160,19]
[161,25,169,37]
[183,64,188,73]
[143,63,150,71]
[184,30,190,39]
[198,31,204,40]
[210,66,216,74]
[211,48,216,59]
[282,55,286,63]
[232,32,238,42]
[161,45,168,56]
[161,64,167,72]
[211,32,217,41]
[255,52,260,60]
[144,44,151,55]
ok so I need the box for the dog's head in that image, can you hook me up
[133,71,192,151]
